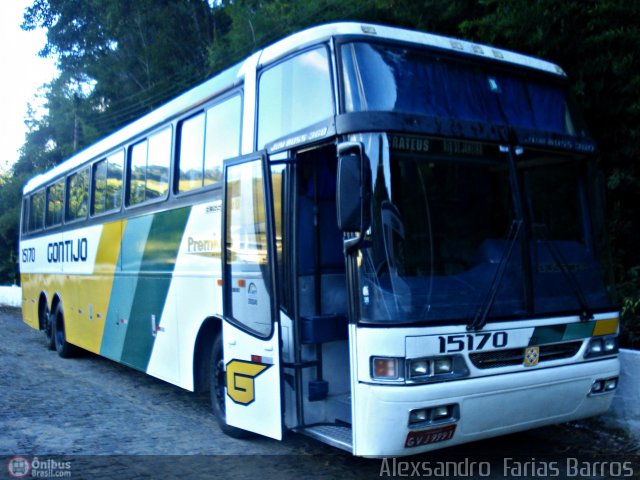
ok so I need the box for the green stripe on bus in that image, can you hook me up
[528,324,565,345]
[100,217,152,361]
[120,207,190,370]
[562,322,595,341]
[529,321,596,346]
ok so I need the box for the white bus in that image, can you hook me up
[19,23,620,457]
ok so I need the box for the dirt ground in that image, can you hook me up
[1,306,638,479]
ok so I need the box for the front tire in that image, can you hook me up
[210,335,252,438]
[52,305,77,358]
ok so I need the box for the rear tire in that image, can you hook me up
[210,335,253,438]
[41,302,54,351]
[52,305,77,358]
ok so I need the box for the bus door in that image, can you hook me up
[221,153,283,440]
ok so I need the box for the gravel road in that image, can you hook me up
[1,306,637,479]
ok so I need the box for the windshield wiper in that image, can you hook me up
[467,220,523,332]
[534,224,593,322]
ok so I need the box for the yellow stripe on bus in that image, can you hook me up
[20,273,41,330]
[64,221,124,353]
[593,317,619,337]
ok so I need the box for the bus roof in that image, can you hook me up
[258,22,565,75]
[23,22,565,195]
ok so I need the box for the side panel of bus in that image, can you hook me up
[20,200,225,391]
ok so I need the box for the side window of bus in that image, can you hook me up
[177,112,205,192]
[66,168,89,221]
[21,199,28,234]
[205,96,241,185]
[257,47,333,148]
[93,150,124,215]
[45,180,64,227]
[177,95,241,193]
[28,190,45,232]
[128,127,171,206]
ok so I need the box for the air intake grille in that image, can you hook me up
[469,341,582,369]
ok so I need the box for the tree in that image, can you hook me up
[459,0,640,342]
[0,171,25,285]
[22,0,215,137]
[2,0,218,287]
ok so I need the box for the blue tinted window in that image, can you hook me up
[258,47,333,148]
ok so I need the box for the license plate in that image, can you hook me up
[405,424,456,448]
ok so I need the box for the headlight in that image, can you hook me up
[408,359,429,378]
[590,376,618,395]
[405,355,469,383]
[408,404,459,427]
[433,357,453,374]
[371,355,469,384]
[585,335,618,358]
[409,409,428,424]
[589,339,603,354]
[604,378,618,391]
[603,337,617,352]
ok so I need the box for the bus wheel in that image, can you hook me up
[52,305,77,358]
[41,303,55,351]
[210,335,253,438]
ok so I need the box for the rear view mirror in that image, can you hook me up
[336,142,370,232]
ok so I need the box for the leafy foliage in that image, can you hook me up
[459,0,640,344]
[4,0,639,343]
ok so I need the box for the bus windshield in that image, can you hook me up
[357,134,612,324]
[341,41,579,135]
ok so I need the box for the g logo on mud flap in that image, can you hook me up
[226,359,271,405]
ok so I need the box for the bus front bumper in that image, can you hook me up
[353,358,619,457]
